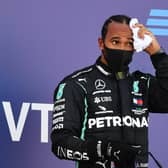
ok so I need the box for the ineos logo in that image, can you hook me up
[95,79,106,90]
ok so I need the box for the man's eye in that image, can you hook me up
[112,40,119,45]
[128,42,133,46]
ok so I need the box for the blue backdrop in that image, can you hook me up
[0,1,168,168]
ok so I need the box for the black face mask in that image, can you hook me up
[103,45,134,72]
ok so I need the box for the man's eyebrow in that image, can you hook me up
[110,36,120,40]
[110,37,133,41]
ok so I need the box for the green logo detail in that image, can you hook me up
[56,83,66,100]
[133,81,139,93]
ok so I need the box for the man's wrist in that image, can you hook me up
[151,47,165,56]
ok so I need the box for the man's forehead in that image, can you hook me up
[107,21,133,36]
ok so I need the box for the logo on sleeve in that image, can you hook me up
[133,81,139,93]
[56,83,66,100]
[133,98,143,106]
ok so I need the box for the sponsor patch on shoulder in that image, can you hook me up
[56,83,66,100]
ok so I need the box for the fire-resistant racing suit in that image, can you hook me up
[51,52,168,168]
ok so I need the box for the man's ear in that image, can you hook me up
[98,37,104,50]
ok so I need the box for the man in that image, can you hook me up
[51,15,168,168]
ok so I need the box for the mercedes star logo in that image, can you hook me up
[95,79,106,90]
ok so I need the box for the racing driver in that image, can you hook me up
[51,15,168,168]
